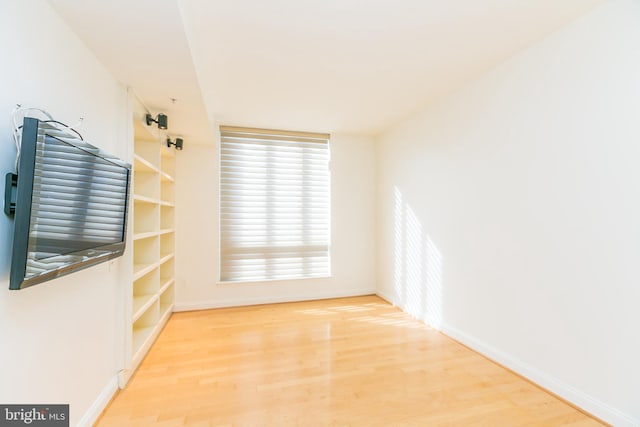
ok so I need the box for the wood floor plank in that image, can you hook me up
[97,296,605,426]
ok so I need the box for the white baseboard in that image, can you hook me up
[375,291,638,427]
[441,324,638,427]
[173,289,375,312]
[375,289,396,306]
[76,376,118,427]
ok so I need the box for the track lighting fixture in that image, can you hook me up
[167,137,183,150]
[146,113,168,130]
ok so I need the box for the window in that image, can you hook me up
[219,126,330,282]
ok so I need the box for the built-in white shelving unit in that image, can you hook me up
[119,112,175,386]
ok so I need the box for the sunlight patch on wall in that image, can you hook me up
[393,186,443,328]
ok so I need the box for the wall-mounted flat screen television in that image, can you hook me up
[5,117,131,290]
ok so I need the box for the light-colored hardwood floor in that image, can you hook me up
[98,296,605,426]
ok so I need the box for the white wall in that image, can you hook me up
[175,133,376,309]
[0,2,127,425]
[376,0,640,425]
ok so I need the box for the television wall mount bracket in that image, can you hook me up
[4,173,17,216]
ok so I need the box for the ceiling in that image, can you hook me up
[49,0,604,144]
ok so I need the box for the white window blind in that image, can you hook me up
[219,126,330,282]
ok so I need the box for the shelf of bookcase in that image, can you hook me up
[132,294,157,323]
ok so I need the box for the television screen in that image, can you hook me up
[7,117,131,290]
